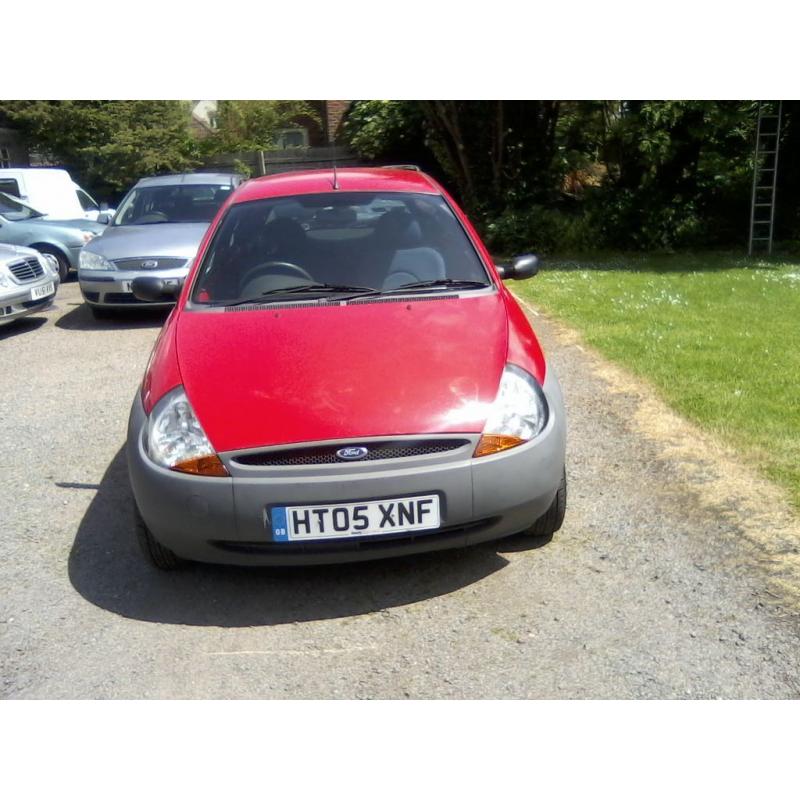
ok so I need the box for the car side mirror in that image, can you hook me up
[495,254,539,281]
[96,212,112,225]
[131,276,184,303]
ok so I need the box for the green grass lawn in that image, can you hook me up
[511,253,800,509]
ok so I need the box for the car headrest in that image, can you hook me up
[374,208,422,248]
[260,217,306,254]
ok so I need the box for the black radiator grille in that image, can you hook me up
[111,257,187,271]
[233,439,470,467]
[8,257,44,283]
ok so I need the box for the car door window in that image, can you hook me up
[0,178,20,198]
[76,189,99,212]
[0,192,41,220]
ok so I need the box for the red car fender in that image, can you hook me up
[141,310,182,415]
[431,177,547,384]
[502,290,547,384]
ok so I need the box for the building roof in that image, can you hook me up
[234,167,439,204]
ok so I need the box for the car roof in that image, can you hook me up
[134,173,241,188]
[233,167,441,204]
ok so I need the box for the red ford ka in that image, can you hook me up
[127,167,566,569]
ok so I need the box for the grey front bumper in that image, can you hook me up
[79,267,186,307]
[0,279,59,324]
[127,370,567,566]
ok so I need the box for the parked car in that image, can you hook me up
[127,167,567,569]
[0,243,60,325]
[0,168,114,223]
[73,183,116,223]
[0,192,104,281]
[78,173,242,317]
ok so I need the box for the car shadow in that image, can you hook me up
[56,302,169,332]
[67,448,516,627]
[0,315,48,339]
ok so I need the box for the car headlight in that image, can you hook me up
[146,385,229,476]
[79,250,115,271]
[0,268,10,289]
[39,253,60,277]
[474,364,548,457]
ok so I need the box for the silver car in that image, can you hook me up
[78,173,242,317]
[0,243,60,325]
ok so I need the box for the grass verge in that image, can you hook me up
[512,253,800,509]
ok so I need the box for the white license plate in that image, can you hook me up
[120,281,133,293]
[271,494,440,542]
[30,282,54,300]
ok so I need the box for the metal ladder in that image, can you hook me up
[748,101,783,255]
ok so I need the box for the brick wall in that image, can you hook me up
[302,101,352,145]
[324,101,352,143]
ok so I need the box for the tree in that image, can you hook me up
[346,100,563,214]
[343,101,427,162]
[205,100,319,153]
[0,100,200,193]
[594,101,756,247]
[345,100,771,251]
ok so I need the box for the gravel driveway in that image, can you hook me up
[2,282,799,698]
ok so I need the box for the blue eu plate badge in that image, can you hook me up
[271,506,289,541]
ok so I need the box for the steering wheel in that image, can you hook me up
[238,261,314,289]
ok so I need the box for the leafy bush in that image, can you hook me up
[482,206,601,256]
[344,101,425,161]
[0,101,200,193]
[344,100,776,253]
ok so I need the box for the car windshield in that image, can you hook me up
[0,192,45,221]
[191,192,490,305]
[113,183,233,226]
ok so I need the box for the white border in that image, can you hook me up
[5,1,800,98]
[2,701,798,797]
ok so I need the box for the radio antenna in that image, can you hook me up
[330,124,340,189]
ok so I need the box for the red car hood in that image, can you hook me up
[176,293,509,452]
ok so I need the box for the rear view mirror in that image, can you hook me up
[495,254,539,281]
[131,276,184,303]
[100,202,109,212]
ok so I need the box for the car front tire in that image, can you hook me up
[524,467,567,538]
[134,504,183,570]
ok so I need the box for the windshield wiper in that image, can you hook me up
[384,278,490,293]
[219,283,381,307]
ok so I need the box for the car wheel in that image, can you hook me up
[134,504,183,570]
[34,246,70,282]
[524,467,567,538]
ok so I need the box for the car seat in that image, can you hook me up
[256,217,308,264]
[375,209,446,290]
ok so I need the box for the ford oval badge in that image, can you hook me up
[337,446,369,461]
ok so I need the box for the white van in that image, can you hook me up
[0,168,112,223]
